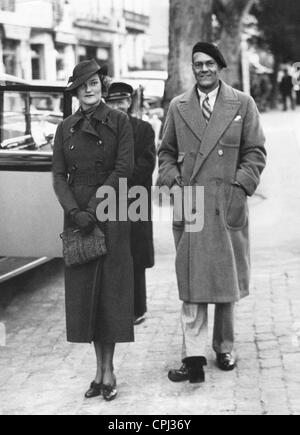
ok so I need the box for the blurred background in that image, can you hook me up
[0,0,300,113]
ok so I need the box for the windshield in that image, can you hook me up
[0,90,64,152]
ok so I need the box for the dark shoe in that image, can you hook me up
[103,376,117,402]
[184,357,206,384]
[217,353,236,371]
[85,381,102,399]
[168,363,189,383]
[168,357,207,384]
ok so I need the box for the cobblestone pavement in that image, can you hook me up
[0,111,300,415]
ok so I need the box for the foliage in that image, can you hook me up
[252,0,300,63]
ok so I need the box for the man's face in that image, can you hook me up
[106,97,131,114]
[192,52,222,92]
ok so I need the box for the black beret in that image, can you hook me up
[192,42,227,69]
[106,82,134,102]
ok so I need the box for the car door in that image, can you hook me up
[0,84,72,258]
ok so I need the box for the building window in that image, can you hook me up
[31,45,44,80]
[78,45,111,71]
[55,44,66,81]
[0,0,15,11]
[3,40,18,76]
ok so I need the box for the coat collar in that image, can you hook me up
[69,102,112,138]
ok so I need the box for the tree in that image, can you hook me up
[214,0,255,88]
[164,0,214,108]
[252,0,300,107]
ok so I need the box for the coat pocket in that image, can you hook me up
[225,185,248,230]
[219,139,239,148]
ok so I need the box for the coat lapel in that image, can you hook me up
[190,81,241,181]
[177,87,207,144]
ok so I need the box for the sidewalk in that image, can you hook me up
[0,111,300,415]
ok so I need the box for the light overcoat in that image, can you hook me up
[158,81,267,303]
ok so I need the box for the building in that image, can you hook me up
[0,0,151,81]
[144,0,169,71]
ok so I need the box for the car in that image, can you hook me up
[0,77,73,282]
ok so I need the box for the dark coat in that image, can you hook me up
[129,116,156,270]
[280,75,293,96]
[158,81,267,304]
[52,102,135,344]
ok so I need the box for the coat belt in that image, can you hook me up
[68,171,111,186]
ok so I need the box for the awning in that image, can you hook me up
[2,23,30,41]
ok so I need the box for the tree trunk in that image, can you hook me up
[163,0,214,111]
[218,17,243,88]
[214,0,254,89]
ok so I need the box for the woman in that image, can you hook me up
[52,59,135,401]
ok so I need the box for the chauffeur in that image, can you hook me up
[52,60,135,401]
[158,42,267,383]
[105,82,156,325]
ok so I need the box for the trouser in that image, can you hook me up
[282,94,295,111]
[134,266,147,319]
[181,302,235,361]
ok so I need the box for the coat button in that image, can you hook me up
[98,140,103,145]
[70,145,75,151]
[218,150,224,157]
[70,127,75,133]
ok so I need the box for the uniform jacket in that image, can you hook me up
[129,116,156,269]
[53,102,135,343]
[158,81,267,303]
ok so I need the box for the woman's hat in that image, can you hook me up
[105,82,134,102]
[192,42,227,68]
[66,59,108,92]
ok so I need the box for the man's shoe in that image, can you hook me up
[168,357,207,384]
[168,363,189,383]
[184,357,206,384]
[217,353,236,371]
[85,381,102,399]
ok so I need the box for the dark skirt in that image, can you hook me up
[65,220,134,344]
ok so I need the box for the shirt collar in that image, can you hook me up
[197,84,220,101]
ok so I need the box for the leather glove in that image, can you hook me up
[71,210,97,235]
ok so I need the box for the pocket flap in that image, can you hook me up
[219,140,240,148]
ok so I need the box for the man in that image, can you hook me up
[279,69,295,111]
[106,82,156,325]
[158,42,266,383]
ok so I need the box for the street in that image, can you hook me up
[0,110,300,415]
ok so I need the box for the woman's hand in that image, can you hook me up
[71,210,97,235]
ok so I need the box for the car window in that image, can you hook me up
[0,90,65,153]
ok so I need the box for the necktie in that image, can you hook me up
[202,96,212,124]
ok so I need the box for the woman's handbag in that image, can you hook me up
[60,224,107,267]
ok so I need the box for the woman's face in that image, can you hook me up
[77,74,102,110]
